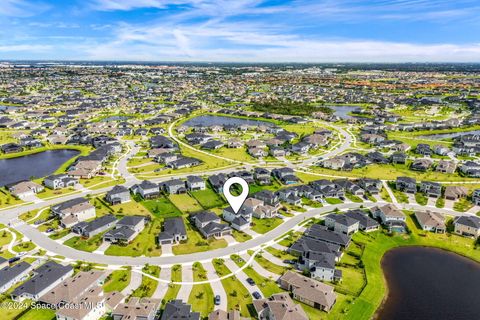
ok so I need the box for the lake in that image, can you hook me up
[0,149,79,186]
[183,115,275,127]
[324,105,361,119]
[419,130,480,140]
[377,247,480,320]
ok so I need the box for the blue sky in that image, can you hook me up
[1,0,480,62]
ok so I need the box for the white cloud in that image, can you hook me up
[0,0,49,17]
[0,44,51,52]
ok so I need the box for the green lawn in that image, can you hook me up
[168,194,203,213]
[325,198,343,205]
[63,233,105,252]
[251,217,283,234]
[212,259,253,318]
[12,241,36,253]
[103,269,131,292]
[131,265,160,298]
[346,193,363,203]
[250,250,289,275]
[415,192,428,206]
[140,197,182,218]
[453,198,473,212]
[188,262,215,317]
[0,188,24,209]
[172,220,227,255]
[191,187,225,209]
[105,219,162,257]
[264,246,296,261]
[231,230,252,242]
[17,306,55,320]
[162,264,182,306]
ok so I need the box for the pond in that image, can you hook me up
[0,149,79,186]
[183,115,275,127]
[323,105,362,119]
[376,247,480,320]
[419,130,480,140]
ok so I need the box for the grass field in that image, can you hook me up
[172,220,227,255]
[105,219,162,257]
[250,250,289,275]
[63,233,105,252]
[162,264,182,306]
[188,262,215,317]
[131,265,160,298]
[141,197,182,218]
[17,307,56,320]
[212,258,253,318]
[168,194,203,213]
[103,269,131,292]
[191,187,225,209]
[251,217,283,234]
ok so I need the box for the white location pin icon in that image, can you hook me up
[223,177,249,214]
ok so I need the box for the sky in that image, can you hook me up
[0,0,480,62]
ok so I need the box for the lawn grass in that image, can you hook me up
[212,259,253,318]
[250,250,289,275]
[453,198,474,212]
[264,246,296,261]
[103,269,131,292]
[436,197,445,208]
[231,230,252,242]
[131,265,160,298]
[379,187,392,202]
[390,187,408,203]
[63,233,105,252]
[140,197,182,218]
[190,187,225,209]
[415,192,428,206]
[16,306,56,320]
[12,241,36,252]
[251,217,283,234]
[325,197,343,205]
[188,262,214,317]
[162,264,182,306]
[105,219,162,257]
[0,299,31,320]
[0,188,24,209]
[172,220,227,255]
[168,194,203,213]
[346,193,363,203]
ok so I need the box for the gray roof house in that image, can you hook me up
[72,214,117,238]
[186,176,205,191]
[0,262,33,292]
[324,213,360,235]
[106,185,130,205]
[158,217,187,245]
[192,211,232,239]
[304,224,351,248]
[161,179,187,195]
[131,180,160,199]
[453,216,480,238]
[11,261,74,301]
[161,300,200,320]
[104,215,146,243]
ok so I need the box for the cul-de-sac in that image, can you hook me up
[1,63,480,320]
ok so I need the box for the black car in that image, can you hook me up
[214,295,221,305]
[252,291,262,299]
[246,278,255,286]
[283,259,295,265]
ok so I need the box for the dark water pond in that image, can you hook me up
[377,247,480,320]
[0,149,79,186]
[419,130,480,140]
[183,115,275,127]
[323,105,361,119]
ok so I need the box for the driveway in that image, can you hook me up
[224,258,263,299]
[203,261,228,311]
[152,267,171,299]
[161,244,173,256]
[224,235,238,245]
[93,241,111,254]
[240,253,279,280]
[176,264,193,302]
[122,269,142,295]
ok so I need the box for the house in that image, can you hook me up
[453,216,480,238]
[298,250,341,281]
[390,152,407,164]
[55,286,113,320]
[472,189,480,205]
[304,224,351,248]
[253,190,280,207]
[72,214,117,238]
[278,271,337,312]
[416,143,432,156]
[5,180,44,199]
[396,176,417,194]
[43,174,78,190]
[51,197,96,228]
[150,135,176,149]
[161,179,187,194]
[154,152,178,164]
[410,158,433,171]
[11,262,74,301]
[372,204,407,232]
[289,236,341,259]
[186,175,205,191]
[106,185,130,205]
[158,217,187,245]
[248,147,268,158]
[324,214,359,235]
[208,310,249,320]
[208,173,228,193]
[104,216,146,243]
[1,143,23,153]
[344,209,379,231]
[414,211,445,233]
[131,180,160,199]
[419,181,442,198]
[222,205,252,231]
[112,297,161,320]
[38,270,107,307]
[436,160,456,174]
[161,300,200,320]
[68,159,102,179]
[167,157,201,169]
[201,140,224,150]
[444,186,468,200]
[253,293,308,320]
[434,145,450,156]
[0,262,33,292]
[254,168,271,185]
[192,211,232,239]
[272,168,300,185]
[321,158,345,170]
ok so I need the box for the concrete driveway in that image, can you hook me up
[176,264,193,302]
[152,267,171,299]
[122,269,142,296]
[203,261,227,311]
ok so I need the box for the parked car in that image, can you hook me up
[46,228,55,233]
[246,278,255,286]
[252,291,261,299]
[283,259,295,265]
[214,295,221,305]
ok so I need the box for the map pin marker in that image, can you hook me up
[223,177,249,214]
